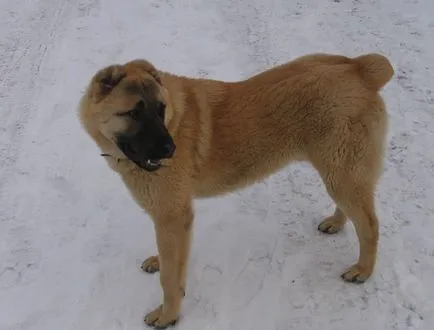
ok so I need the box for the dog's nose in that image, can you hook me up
[163,143,176,158]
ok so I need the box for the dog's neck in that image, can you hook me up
[98,149,137,172]
[98,143,131,164]
[159,73,189,137]
[88,130,130,165]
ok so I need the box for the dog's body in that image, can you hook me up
[79,53,393,328]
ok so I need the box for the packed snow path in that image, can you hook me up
[1,0,433,329]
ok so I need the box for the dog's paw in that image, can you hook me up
[144,305,178,329]
[341,264,372,283]
[318,215,345,234]
[141,256,160,274]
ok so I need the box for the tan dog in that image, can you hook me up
[78,53,394,328]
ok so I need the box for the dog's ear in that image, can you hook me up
[91,64,126,101]
[127,59,162,84]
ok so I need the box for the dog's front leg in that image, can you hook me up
[144,204,193,329]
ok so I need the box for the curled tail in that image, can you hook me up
[353,53,394,91]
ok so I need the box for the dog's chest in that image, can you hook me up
[119,172,161,211]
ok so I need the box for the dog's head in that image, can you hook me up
[79,59,175,172]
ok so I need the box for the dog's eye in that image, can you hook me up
[157,102,165,120]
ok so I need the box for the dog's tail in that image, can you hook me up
[353,53,394,91]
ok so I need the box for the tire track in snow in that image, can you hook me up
[0,0,102,317]
[0,0,70,190]
[0,1,70,293]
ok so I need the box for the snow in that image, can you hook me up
[1,0,433,329]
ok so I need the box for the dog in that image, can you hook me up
[78,52,394,328]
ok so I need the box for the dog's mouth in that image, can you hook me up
[101,154,163,172]
[140,159,162,172]
[115,135,175,173]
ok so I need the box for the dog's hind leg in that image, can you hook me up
[141,255,160,273]
[312,130,385,283]
[313,97,386,283]
[331,187,379,283]
[318,206,347,234]
[315,157,382,283]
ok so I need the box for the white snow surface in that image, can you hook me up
[1,0,433,329]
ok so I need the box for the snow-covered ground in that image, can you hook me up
[1,0,433,329]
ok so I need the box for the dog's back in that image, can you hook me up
[286,52,394,90]
[192,53,393,197]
